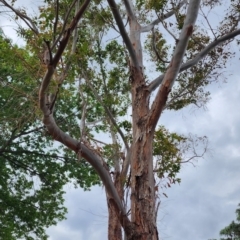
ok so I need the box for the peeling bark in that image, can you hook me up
[130,67,158,239]
[107,171,123,240]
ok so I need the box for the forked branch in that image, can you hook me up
[51,0,79,50]
[53,0,60,42]
[42,113,131,227]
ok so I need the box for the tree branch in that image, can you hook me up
[86,118,104,127]
[71,0,80,54]
[160,18,178,42]
[110,129,121,173]
[0,0,39,34]
[53,0,59,42]
[141,0,188,32]
[1,153,43,179]
[200,6,217,40]
[148,0,201,130]
[51,0,79,51]
[0,128,18,152]
[42,112,132,232]
[39,0,91,110]
[37,1,133,231]
[79,82,87,142]
[107,0,139,67]
[122,0,135,20]
[148,28,240,92]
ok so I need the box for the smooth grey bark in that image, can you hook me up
[149,0,201,130]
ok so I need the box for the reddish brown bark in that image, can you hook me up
[107,172,123,240]
[107,197,122,240]
[130,67,159,240]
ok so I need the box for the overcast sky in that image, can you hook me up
[1,1,240,240]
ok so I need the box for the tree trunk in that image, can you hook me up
[107,170,124,240]
[130,67,159,240]
[107,194,122,240]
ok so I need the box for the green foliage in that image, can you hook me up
[145,29,170,72]
[0,33,100,239]
[153,127,208,191]
[176,13,186,30]
[153,126,185,186]
[146,0,167,11]
[0,2,130,237]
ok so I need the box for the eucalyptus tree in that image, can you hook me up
[1,0,240,239]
